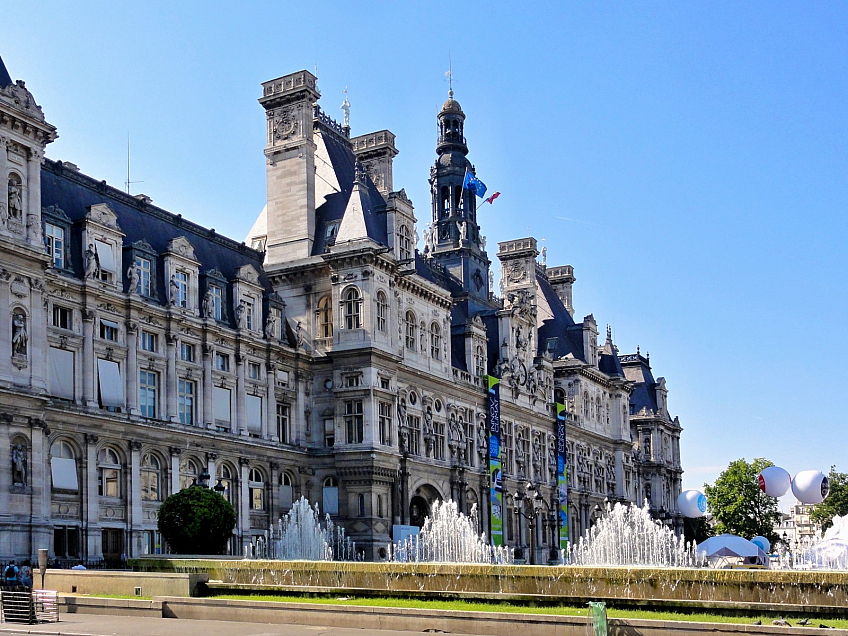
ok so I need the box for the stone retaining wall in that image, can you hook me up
[45,569,207,598]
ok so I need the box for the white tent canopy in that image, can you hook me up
[697,534,767,559]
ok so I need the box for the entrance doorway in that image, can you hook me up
[101,528,124,564]
[409,496,429,528]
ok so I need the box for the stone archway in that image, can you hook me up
[409,496,429,528]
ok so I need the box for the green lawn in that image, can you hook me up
[212,593,848,629]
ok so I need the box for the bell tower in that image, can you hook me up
[426,91,490,304]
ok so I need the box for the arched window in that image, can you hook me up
[375,291,388,332]
[249,467,265,511]
[398,225,412,260]
[51,440,75,459]
[322,476,339,515]
[317,296,333,338]
[440,186,450,217]
[554,388,566,405]
[430,322,441,360]
[474,344,486,377]
[404,311,417,350]
[218,463,234,503]
[180,457,200,490]
[358,493,366,517]
[141,453,164,501]
[583,392,590,418]
[50,439,78,492]
[341,287,362,330]
[97,447,122,498]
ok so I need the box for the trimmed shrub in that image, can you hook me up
[157,486,236,555]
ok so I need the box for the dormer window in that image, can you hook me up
[251,236,266,252]
[325,222,339,246]
[95,240,117,282]
[172,271,189,307]
[45,223,65,269]
[210,285,223,321]
[398,225,412,260]
[135,257,152,296]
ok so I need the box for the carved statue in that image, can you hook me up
[488,269,494,293]
[8,180,22,220]
[11,311,27,356]
[458,220,467,241]
[127,264,139,294]
[84,244,99,278]
[264,313,278,340]
[424,224,435,254]
[295,320,305,348]
[11,444,26,486]
[540,246,547,266]
[202,289,215,318]
[498,276,505,297]
[235,302,246,329]
[169,275,180,305]
[423,407,434,435]
[477,421,488,460]
[481,235,486,250]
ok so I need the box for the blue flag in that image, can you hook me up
[463,169,487,199]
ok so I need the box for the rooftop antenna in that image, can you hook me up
[125,133,143,194]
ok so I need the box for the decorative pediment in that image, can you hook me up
[166,236,197,261]
[85,203,121,231]
[234,264,261,285]
[131,239,155,255]
[42,204,70,223]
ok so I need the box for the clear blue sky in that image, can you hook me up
[6,2,847,506]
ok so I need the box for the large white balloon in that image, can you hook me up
[751,536,771,553]
[678,489,708,518]
[792,470,830,505]
[758,466,791,498]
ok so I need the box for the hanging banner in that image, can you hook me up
[488,376,503,546]
[556,402,569,553]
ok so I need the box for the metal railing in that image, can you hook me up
[0,589,59,624]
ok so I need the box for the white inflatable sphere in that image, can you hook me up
[758,466,791,498]
[751,536,771,553]
[791,470,830,505]
[678,489,708,518]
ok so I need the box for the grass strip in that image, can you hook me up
[212,593,848,629]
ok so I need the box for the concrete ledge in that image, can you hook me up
[59,594,163,617]
[45,570,207,597]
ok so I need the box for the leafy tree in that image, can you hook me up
[157,486,236,555]
[704,458,781,546]
[683,514,714,545]
[810,466,848,532]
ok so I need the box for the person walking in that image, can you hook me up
[18,560,32,588]
[3,561,18,586]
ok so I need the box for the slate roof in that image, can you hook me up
[0,55,11,88]
[621,355,658,413]
[535,272,585,362]
[41,160,269,327]
[312,128,388,254]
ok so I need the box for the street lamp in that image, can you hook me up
[513,482,546,565]
[213,479,226,495]
[197,470,211,489]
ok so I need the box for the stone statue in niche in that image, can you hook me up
[169,275,179,305]
[12,310,27,356]
[127,264,139,294]
[458,220,467,242]
[295,320,305,348]
[541,246,547,266]
[264,313,277,340]
[7,179,22,220]
[202,290,215,319]
[11,444,26,486]
[477,420,488,461]
[235,302,246,328]
[84,244,99,278]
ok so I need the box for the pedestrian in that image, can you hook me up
[18,560,32,588]
[3,561,18,586]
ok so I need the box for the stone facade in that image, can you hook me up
[0,58,683,564]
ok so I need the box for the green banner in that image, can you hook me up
[556,402,569,552]
[488,376,503,546]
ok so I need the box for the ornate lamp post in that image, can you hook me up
[513,482,546,565]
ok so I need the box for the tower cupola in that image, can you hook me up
[436,91,467,156]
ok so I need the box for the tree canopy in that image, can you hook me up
[157,486,236,555]
[810,466,848,532]
[704,457,782,546]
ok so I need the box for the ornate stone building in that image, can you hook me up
[0,57,683,564]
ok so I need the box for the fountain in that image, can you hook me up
[249,496,359,561]
[393,500,514,564]
[570,501,704,568]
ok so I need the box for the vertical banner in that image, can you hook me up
[555,402,569,553]
[488,376,503,546]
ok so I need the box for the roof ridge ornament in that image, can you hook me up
[340,87,350,129]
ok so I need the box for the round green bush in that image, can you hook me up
[157,486,236,555]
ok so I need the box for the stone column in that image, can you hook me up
[0,274,12,383]
[166,335,178,422]
[125,322,139,415]
[201,345,213,428]
[82,311,96,407]
[26,149,42,247]
[128,441,142,558]
[239,457,250,553]
[236,354,247,436]
[265,363,276,440]
[169,447,181,497]
[85,434,100,559]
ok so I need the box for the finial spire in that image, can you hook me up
[606,324,612,342]
[340,87,351,128]
[445,55,454,97]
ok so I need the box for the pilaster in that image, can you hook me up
[166,334,178,422]
[128,440,142,557]
[125,322,139,415]
[82,311,96,407]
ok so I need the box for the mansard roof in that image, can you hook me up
[41,159,269,304]
[312,127,388,254]
[621,353,659,413]
[0,56,11,88]
[535,271,585,362]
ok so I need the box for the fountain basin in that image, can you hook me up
[130,558,848,616]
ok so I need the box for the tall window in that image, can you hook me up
[174,271,189,307]
[178,379,195,425]
[218,464,234,503]
[179,342,194,362]
[249,468,265,511]
[474,345,486,377]
[398,224,412,260]
[404,311,416,350]
[97,447,122,498]
[141,453,163,501]
[345,400,364,444]
[139,370,158,418]
[407,415,421,456]
[324,418,335,447]
[210,285,223,320]
[45,223,64,268]
[50,440,78,491]
[378,401,392,445]
[317,296,333,338]
[342,287,362,329]
[135,257,152,296]
[430,322,441,360]
[276,403,290,443]
[375,291,388,332]
[434,421,446,461]
[243,299,254,330]
[180,458,199,490]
